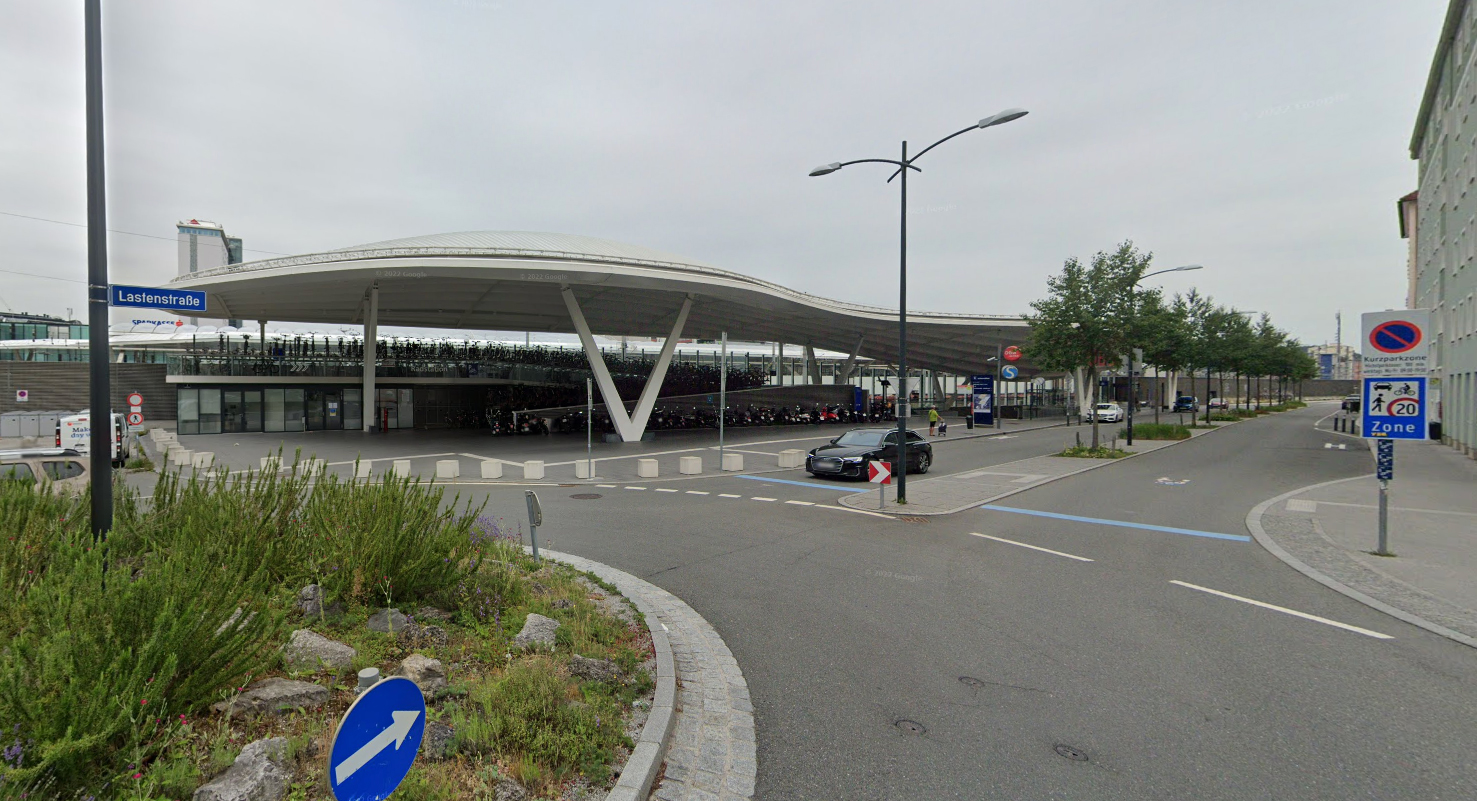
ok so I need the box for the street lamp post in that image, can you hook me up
[810,108,1027,503]
[1125,265,1202,445]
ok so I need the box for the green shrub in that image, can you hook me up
[1057,445,1130,459]
[1209,413,1240,422]
[1118,423,1190,440]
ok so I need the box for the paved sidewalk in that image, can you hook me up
[1249,437,1477,647]
[841,424,1223,516]
[542,550,757,801]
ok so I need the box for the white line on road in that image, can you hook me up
[655,488,679,493]
[685,490,710,495]
[597,484,617,488]
[751,497,777,502]
[718,493,742,498]
[1168,580,1393,640]
[970,533,1094,562]
[785,500,814,506]
[813,504,895,519]
[624,486,647,491]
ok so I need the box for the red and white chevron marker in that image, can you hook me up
[868,460,892,485]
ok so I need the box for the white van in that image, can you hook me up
[56,411,125,467]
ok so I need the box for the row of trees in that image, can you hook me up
[1025,241,1319,447]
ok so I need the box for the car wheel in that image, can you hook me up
[916,453,930,474]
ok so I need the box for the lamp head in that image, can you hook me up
[809,162,843,177]
[978,108,1029,129]
[1173,264,1204,272]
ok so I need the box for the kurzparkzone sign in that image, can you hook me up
[1361,309,1430,377]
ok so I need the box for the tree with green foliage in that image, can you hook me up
[1135,292,1194,423]
[1026,241,1151,448]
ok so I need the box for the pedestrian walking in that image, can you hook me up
[927,407,940,436]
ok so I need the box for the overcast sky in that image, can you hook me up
[0,0,1448,346]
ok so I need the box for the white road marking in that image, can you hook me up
[685,490,710,495]
[1168,580,1393,640]
[1313,500,1477,518]
[597,484,617,488]
[751,497,777,502]
[970,533,1094,562]
[785,500,814,506]
[718,493,742,498]
[655,488,679,493]
[814,504,895,519]
[1285,499,1318,513]
[624,486,647,491]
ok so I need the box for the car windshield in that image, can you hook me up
[834,430,886,447]
[1095,403,1115,410]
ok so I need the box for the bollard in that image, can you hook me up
[355,460,372,480]
[480,460,503,479]
[191,452,215,468]
[636,459,659,478]
[679,456,702,475]
[575,460,594,479]
[356,667,380,694]
[435,459,460,480]
[523,460,545,480]
[391,459,411,476]
[777,449,806,468]
[722,452,744,471]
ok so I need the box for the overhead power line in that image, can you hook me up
[0,209,292,256]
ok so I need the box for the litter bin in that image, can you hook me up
[1430,421,1442,440]
[965,416,974,430]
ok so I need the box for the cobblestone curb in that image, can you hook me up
[539,550,757,801]
[1246,478,1477,649]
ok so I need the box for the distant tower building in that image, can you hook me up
[177,219,243,327]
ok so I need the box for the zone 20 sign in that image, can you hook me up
[1361,377,1428,440]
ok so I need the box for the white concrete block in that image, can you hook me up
[260,456,281,471]
[480,460,503,479]
[636,459,659,478]
[679,456,702,475]
[391,459,411,476]
[778,449,806,468]
[191,452,214,468]
[167,448,190,465]
[524,460,545,480]
[355,461,372,479]
[575,460,594,479]
[722,452,744,471]
[435,459,460,480]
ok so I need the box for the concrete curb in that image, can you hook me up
[1245,477,1477,650]
[845,419,1241,517]
[537,549,756,801]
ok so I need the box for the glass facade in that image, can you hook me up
[177,387,361,434]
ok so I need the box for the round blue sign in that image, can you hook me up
[1369,321,1422,354]
[328,676,427,801]
[1001,365,1019,380]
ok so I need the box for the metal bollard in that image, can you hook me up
[357,667,380,694]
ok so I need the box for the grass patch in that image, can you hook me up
[1209,413,1241,422]
[1119,423,1190,440]
[1057,445,1131,459]
[0,457,654,799]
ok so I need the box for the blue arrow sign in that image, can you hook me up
[109,284,208,313]
[328,676,426,801]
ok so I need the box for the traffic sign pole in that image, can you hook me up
[1375,439,1394,556]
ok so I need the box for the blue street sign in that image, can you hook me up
[108,284,208,313]
[1361,377,1427,440]
[1376,439,1394,480]
[328,677,426,801]
[1001,365,1019,380]
[970,374,994,426]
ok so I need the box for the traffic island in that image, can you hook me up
[0,458,663,800]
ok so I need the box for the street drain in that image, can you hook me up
[898,516,930,524]
[569,493,603,500]
[1053,744,1089,762]
[959,676,986,688]
[895,719,927,735]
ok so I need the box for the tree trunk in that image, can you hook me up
[1089,365,1101,449]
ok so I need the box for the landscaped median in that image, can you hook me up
[0,458,657,800]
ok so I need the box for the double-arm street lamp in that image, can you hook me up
[809,108,1028,503]
[1125,264,1202,445]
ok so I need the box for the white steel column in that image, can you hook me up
[362,285,378,432]
[837,335,865,383]
[563,288,693,443]
[805,344,821,385]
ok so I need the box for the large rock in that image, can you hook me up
[493,778,528,801]
[284,629,356,672]
[192,736,290,801]
[569,655,621,683]
[294,585,323,617]
[397,623,449,650]
[367,607,409,634]
[513,613,559,651]
[414,606,452,622]
[212,678,329,718]
[393,654,448,697]
[421,721,455,761]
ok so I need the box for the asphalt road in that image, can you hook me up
[154,407,1477,799]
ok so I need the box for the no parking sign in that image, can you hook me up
[1362,310,1430,377]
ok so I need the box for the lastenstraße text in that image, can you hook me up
[110,288,204,308]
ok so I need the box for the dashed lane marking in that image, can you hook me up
[718,493,742,498]
[735,474,871,492]
[785,500,815,506]
[598,484,618,488]
[970,533,1094,562]
[751,497,778,502]
[1169,580,1393,640]
[686,490,710,495]
[655,488,679,492]
[625,486,647,491]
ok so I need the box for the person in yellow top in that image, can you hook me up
[927,407,940,436]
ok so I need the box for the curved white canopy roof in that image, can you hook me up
[169,231,1032,374]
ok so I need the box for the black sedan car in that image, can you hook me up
[805,428,933,479]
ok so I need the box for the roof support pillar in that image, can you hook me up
[837,335,865,383]
[805,344,821,385]
[362,285,377,432]
[563,288,693,443]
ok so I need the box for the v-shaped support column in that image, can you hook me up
[563,287,693,442]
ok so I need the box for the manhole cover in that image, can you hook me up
[959,676,986,688]
[895,719,927,735]
[898,516,930,524]
[569,493,603,500]
[1054,744,1089,762]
